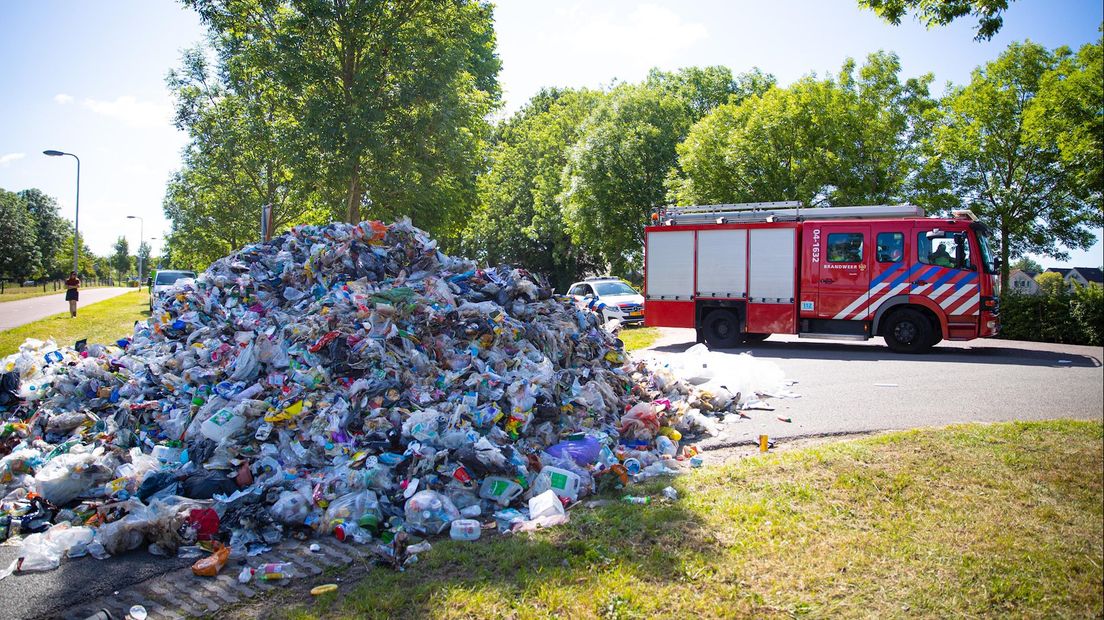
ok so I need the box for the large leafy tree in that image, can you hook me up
[561,67,773,275]
[858,0,1015,40]
[932,40,1103,288]
[673,53,941,209]
[464,88,604,290]
[1024,36,1103,202]
[165,46,330,270]
[184,0,501,240]
[0,189,41,281]
[18,188,68,279]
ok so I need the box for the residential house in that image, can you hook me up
[1044,267,1104,291]
[1008,269,1041,294]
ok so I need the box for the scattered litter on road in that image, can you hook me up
[662,486,678,500]
[311,583,338,596]
[0,219,793,578]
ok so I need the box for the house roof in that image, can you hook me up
[1046,267,1072,276]
[1011,269,1039,278]
[1073,267,1104,283]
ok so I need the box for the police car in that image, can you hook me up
[566,277,645,326]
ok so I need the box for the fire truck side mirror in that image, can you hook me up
[925,229,943,239]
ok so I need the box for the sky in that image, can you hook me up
[1,0,1101,268]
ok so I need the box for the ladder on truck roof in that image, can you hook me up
[656,202,926,225]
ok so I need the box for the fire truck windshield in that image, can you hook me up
[975,233,998,274]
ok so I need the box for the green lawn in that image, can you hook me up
[280,421,1103,620]
[620,326,660,351]
[0,291,148,357]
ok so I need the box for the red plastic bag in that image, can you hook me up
[186,508,220,542]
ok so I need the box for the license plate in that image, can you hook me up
[629,311,643,317]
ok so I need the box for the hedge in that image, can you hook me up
[999,285,1103,346]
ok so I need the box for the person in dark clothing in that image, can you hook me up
[64,272,80,317]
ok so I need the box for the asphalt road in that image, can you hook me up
[0,288,133,331]
[638,328,1104,446]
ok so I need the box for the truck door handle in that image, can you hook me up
[821,278,834,284]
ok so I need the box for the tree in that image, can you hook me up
[0,189,41,281]
[673,53,942,209]
[165,46,331,270]
[1025,36,1103,202]
[1009,256,1043,274]
[137,242,152,280]
[1034,271,1066,297]
[184,0,501,237]
[18,188,68,279]
[931,41,1103,288]
[464,88,605,290]
[857,0,1016,41]
[561,68,773,274]
[52,225,97,279]
[111,237,131,280]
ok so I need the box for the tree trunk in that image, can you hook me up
[345,159,363,223]
[1000,221,1010,291]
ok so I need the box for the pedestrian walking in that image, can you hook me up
[64,271,80,317]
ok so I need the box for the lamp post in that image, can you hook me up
[126,215,144,283]
[43,150,80,273]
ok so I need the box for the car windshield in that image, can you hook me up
[155,272,196,285]
[593,281,637,296]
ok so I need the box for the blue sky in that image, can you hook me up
[1,0,1101,267]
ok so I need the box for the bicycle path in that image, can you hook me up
[0,288,134,331]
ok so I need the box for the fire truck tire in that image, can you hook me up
[883,308,933,353]
[703,310,743,349]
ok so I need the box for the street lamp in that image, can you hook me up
[126,215,144,283]
[43,150,80,273]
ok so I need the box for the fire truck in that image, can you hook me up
[643,202,1000,353]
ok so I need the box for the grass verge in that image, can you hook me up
[278,421,1103,620]
[0,283,115,303]
[620,326,660,351]
[0,291,148,357]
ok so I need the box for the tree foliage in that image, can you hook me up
[463,88,604,290]
[19,189,68,279]
[184,0,501,240]
[0,189,41,281]
[858,0,1015,40]
[673,53,940,210]
[931,41,1103,287]
[111,237,132,280]
[561,68,773,275]
[1009,256,1043,274]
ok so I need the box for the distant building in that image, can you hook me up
[1044,267,1104,291]
[1008,269,1041,295]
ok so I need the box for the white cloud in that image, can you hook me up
[82,95,173,129]
[54,93,74,104]
[0,153,26,166]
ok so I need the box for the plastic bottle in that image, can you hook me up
[255,562,295,581]
[655,435,678,458]
[478,477,524,505]
[622,495,651,505]
[531,466,582,501]
[449,518,481,541]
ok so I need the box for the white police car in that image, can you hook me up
[566,277,645,326]
[149,270,197,311]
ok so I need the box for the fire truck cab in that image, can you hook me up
[643,202,1001,353]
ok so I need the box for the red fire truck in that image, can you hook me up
[643,202,1000,353]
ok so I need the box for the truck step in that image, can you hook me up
[797,333,871,342]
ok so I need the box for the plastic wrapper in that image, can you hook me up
[404,490,459,535]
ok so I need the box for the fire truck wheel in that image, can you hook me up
[884,308,933,353]
[703,310,743,349]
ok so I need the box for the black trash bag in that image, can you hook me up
[137,470,180,501]
[0,371,20,407]
[180,470,239,500]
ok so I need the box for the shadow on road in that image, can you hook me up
[650,339,1102,368]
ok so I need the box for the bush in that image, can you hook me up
[999,284,1102,346]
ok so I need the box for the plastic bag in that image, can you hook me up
[323,490,380,534]
[33,451,106,505]
[191,544,230,576]
[620,403,660,439]
[544,435,600,466]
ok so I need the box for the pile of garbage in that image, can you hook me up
[0,219,768,578]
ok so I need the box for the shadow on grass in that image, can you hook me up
[292,476,722,619]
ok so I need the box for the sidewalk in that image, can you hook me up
[0,287,134,331]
